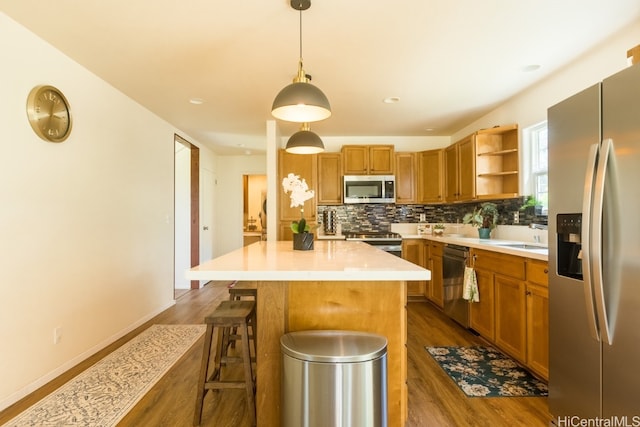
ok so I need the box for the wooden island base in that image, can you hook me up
[256,280,407,427]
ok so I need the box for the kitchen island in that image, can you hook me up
[188,240,430,427]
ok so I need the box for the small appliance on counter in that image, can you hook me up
[323,209,337,235]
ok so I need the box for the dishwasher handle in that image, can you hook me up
[443,244,469,259]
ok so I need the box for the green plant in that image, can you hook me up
[433,223,445,230]
[520,195,541,210]
[463,202,499,230]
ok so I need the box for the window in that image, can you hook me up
[523,121,548,215]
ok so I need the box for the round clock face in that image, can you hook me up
[26,85,72,143]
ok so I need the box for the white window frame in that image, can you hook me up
[522,121,548,215]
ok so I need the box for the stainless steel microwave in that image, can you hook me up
[343,175,395,204]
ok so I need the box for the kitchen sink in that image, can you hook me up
[497,243,548,250]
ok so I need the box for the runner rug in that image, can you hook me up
[5,324,206,426]
[425,346,548,397]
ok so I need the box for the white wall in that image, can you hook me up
[451,20,640,141]
[213,154,267,256]
[0,12,216,408]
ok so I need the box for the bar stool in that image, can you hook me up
[228,280,257,301]
[194,300,257,426]
[228,281,257,350]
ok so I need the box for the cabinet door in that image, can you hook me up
[495,274,527,363]
[444,144,459,202]
[469,267,495,341]
[342,146,368,175]
[369,145,394,174]
[527,282,549,380]
[278,150,317,240]
[417,149,444,203]
[458,135,476,201]
[402,239,425,298]
[395,153,416,204]
[317,153,342,205]
[430,254,444,308]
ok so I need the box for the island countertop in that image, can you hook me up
[187,239,426,426]
[187,240,430,282]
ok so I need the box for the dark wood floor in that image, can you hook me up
[0,281,551,426]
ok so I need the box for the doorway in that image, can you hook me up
[174,135,199,298]
[243,174,266,245]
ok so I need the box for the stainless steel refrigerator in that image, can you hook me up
[548,63,640,420]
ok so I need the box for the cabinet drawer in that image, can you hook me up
[526,260,549,287]
[428,241,443,257]
[472,249,525,280]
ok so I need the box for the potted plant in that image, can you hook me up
[282,173,315,250]
[463,202,499,239]
[520,195,543,216]
[433,223,445,236]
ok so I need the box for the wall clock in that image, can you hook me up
[26,85,72,143]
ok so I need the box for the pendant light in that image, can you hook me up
[272,0,331,123]
[285,123,325,154]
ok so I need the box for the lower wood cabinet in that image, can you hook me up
[402,239,426,299]
[469,248,548,379]
[495,274,527,364]
[469,267,495,341]
[526,259,549,380]
[427,241,444,308]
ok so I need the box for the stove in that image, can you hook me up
[344,232,402,240]
[345,231,403,256]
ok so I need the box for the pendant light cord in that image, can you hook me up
[299,6,303,62]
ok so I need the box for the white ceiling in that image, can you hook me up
[2,1,640,154]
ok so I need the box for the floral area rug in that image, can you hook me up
[5,324,206,426]
[425,346,548,397]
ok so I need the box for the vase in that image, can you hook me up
[293,232,314,250]
[478,228,491,239]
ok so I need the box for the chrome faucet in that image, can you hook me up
[530,223,548,230]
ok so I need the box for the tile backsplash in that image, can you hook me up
[318,197,546,233]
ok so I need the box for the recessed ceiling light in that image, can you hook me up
[383,97,400,104]
[522,64,541,73]
[424,128,435,132]
[189,98,204,105]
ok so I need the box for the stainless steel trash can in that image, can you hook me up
[280,330,388,427]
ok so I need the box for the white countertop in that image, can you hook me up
[187,240,430,282]
[403,234,548,261]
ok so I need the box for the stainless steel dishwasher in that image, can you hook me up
[443,244,470,328]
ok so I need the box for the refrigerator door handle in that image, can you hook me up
[581,143,600,341]
[591,138,613,345]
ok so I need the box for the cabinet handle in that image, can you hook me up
[544,269,548,274]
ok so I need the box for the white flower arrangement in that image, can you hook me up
[282,173,315,233]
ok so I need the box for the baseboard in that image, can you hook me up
[0,300,176,411]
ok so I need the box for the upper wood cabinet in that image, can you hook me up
[475,124,519,199]
[444,124,520,202]
[395,152,416,204]
[417,149,444,204]
[278,149,317,240]
[342,145,394,175]
[445,135,475,202]
[317,153,342,205]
